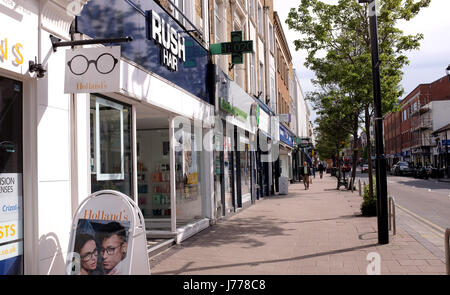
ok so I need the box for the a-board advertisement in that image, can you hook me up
[66,190,150,275]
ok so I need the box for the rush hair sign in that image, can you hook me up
[147,10,186,72]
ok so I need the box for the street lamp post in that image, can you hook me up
[359,0,389,245]
[446,66,450,178]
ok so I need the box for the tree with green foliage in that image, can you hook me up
[286,0,431,199]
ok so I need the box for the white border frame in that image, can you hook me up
[95,96,125,181]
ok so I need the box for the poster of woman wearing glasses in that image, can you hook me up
[72,219,130,275]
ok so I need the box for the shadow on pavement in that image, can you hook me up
[154,243,378,275]
[180,215,293,249]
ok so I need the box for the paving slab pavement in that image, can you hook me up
[150,174,447,275]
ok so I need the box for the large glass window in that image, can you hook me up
[174,120,203,224]
[223,127,234,213]
[137,129,171,224]
[0,77,23,275]
[90,95,132,197]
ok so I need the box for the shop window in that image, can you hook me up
[0,77,23,275]
[240,135,251,198]
[174,120,203,223]
[90,95,133,197]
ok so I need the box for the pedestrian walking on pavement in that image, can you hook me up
[300,161,311,190]
[318,162,325,179]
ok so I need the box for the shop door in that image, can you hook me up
[223,136,234,214]
[0,77,23,275]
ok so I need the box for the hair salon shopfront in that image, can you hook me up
[0,0,215,275]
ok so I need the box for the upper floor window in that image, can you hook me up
[259,62,265,99]
[269,22,274,53]
[249,0,255,20]
[172,0,194,30]
[257,3,263,33]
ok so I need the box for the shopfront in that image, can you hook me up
[0,0,39,275]
[75,0,214,243]
[253,98,275,199]
[0,77,23,275]
[277,124,294,191]
[214,66,257,217]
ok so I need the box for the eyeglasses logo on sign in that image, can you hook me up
[64,46,121,94]
[147,10,186,72]
[67,53,118,76]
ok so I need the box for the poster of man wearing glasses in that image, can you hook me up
[72,219,130,275]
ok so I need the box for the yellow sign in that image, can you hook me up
[187,172,198,185]
[0,38,24,66]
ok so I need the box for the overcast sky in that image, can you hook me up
[275,0,450,124]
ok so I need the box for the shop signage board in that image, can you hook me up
[258,108,271,137]
[0,173,23,274]
[66,190,150,275]
[64,46,121,94]
[147,10,186,72]
[279,125,294,148]
[220,98,248,121]
[77,0,211,103]
[216,66,255,134]
[278,114,291,123]
[0,4,37,76]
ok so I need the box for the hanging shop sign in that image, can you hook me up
[64,46,121,94]
[66,190,150,275]
[147,10,186,72]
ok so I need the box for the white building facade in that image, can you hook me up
[0,0,217,275]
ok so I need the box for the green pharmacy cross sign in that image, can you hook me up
[210,31,253,66]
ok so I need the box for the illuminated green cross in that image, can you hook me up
[210,31,253,65]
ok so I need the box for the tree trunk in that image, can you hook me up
[351,113,359,191]
[365,106,374,198]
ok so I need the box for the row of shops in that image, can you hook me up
[387,146,449,169]
[0,0,305,274]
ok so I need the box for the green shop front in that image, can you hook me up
[213,66,258,218]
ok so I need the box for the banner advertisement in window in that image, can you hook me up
[0,173,23,275]
[64,46,121,94]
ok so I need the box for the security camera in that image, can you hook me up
[29,59,47,79]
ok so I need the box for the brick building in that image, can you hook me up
[384,74,450,166]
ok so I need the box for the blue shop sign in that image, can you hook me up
[77,0,211,103]
[279,124,294,148]
[440,140,450,146]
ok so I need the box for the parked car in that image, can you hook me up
[393,162,414,176]
[361,164,369,173]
